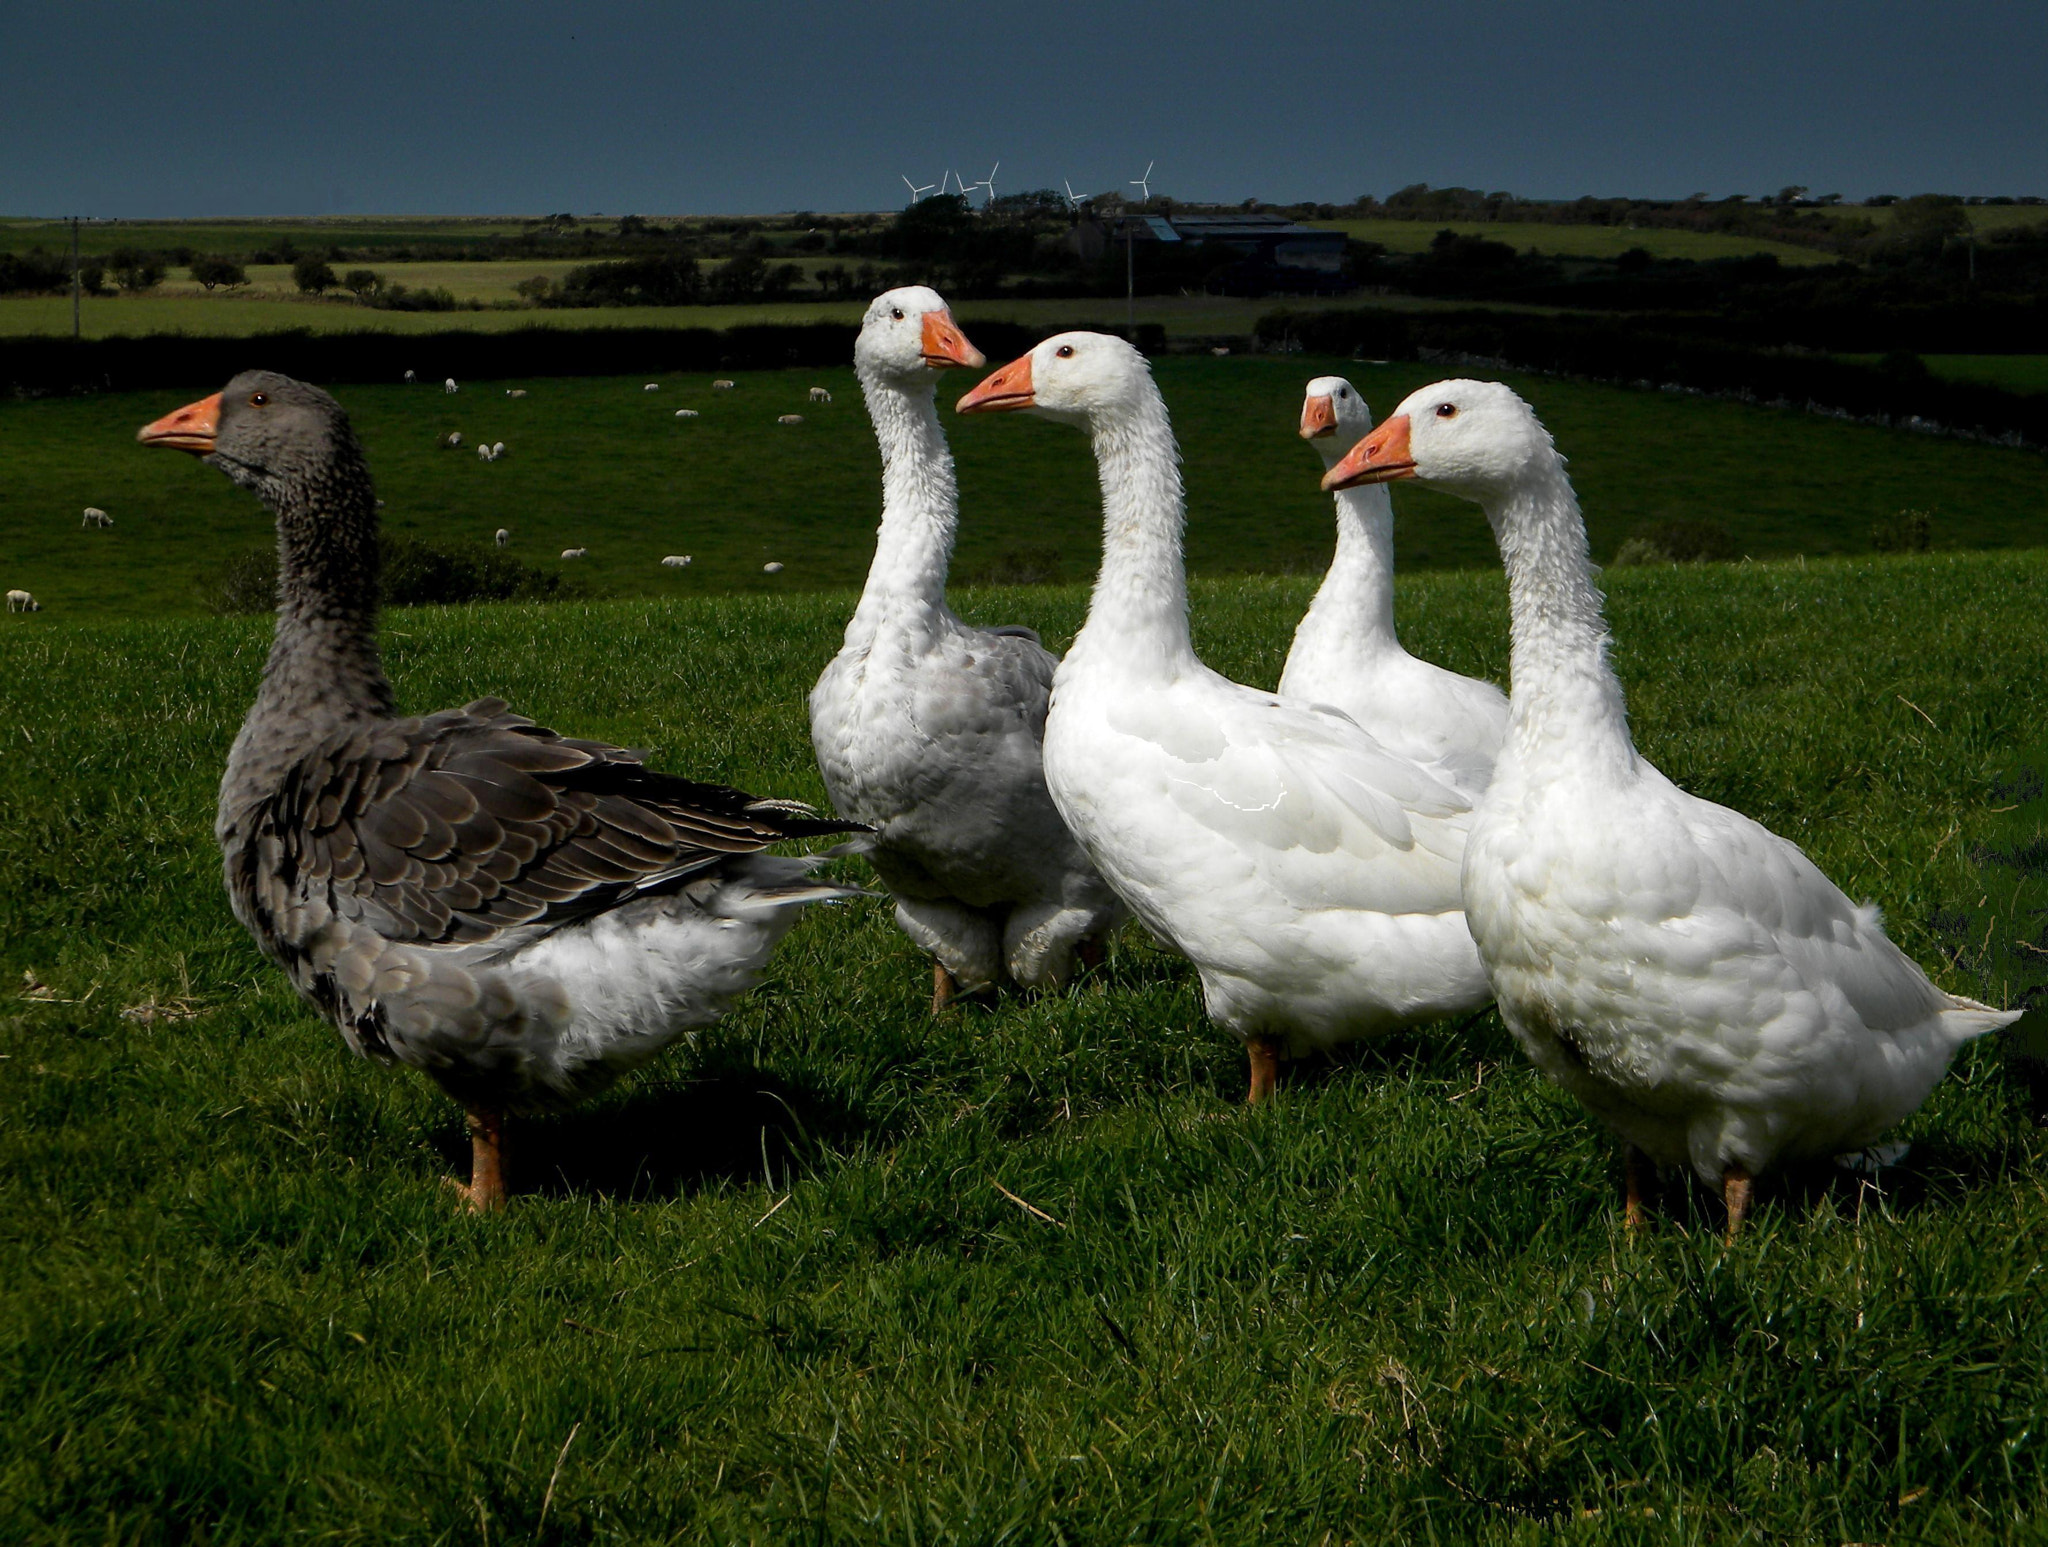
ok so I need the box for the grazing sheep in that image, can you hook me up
[492,441,505,458]
[444,378,459,394]
[661,555,692,568]
[777,414,804,425]
[712,380,736,391]
[81,506,113,528]
[6,589,40,613]
[644,383,660,392]
[561,548,589,560]
[506,388,528,398]
[404,369,417,383]
[494,529,510,547]
[478,444,493,461]
[444,431,464,449]
[808,387,832,403]
[762,562,784,574]
[674,409,700,419]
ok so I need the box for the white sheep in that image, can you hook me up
[762,562,784,574]
[1210,346,1231,357]
[561,548,589,560]
[478,444,493,461]
[444,378,459,394]
[81,507,113,528]
[777,414,804,426]
[446,431,464,449]
[6,589,40,613]
[674,409,700,419]
[507,388,528,398]
[808,387,832,403]
[494,528,510,547]
[712,379,736,391]
[404,369,417,383]
[661,555,692,568]
[644,383,660,392]
[492,441,505,458]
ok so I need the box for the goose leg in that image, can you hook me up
[1246,1036,1282,1105]
[449,1106,510,1212]
[1623,1145,1652,1233]
[1076,938,1106,976]
[931,961,958,1014]
[1722,1163,1752,1241]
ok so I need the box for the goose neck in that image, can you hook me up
[850,365,957,631]
[1488,461,1635,775]
[1072,389,1195,675]
[1303,483,1398,649]
[249,450,394,737]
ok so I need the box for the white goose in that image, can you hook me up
[1326,379,2020,1234]
[809,289,1125,1009]
[1284,376,1507,795]
[958,334,1492,1099]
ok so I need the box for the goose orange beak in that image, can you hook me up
[956,353,1034,414]
[921,310,985,370]
[1323,414,1415,490]
[1300,393,1338,440]
[138,392,221,455]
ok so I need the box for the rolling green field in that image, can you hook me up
[0,288,1517,340]
[5,357,2044,622]
[1310,219,1839,265]
[1842,355,2048,395]
[3,551,2047,1541]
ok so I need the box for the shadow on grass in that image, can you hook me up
[435,1070,879,1204]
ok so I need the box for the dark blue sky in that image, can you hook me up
[5,0,2043,217]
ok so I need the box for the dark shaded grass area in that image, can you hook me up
[4,356,2044,620]
[3,556,2047,1542]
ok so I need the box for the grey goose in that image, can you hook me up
[140,371,864,1210]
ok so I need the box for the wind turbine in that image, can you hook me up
[969,160,1000,207]
[902,173,937,201]
[1062,180,1089,212]
[1129,160,1154,204]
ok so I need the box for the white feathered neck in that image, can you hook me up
[1488,456,1635,780]
[1067,375,1198,679]
[846,361,959,645]
[1295,480,1398,660]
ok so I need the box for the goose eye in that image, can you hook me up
[891,308,905,320]
[1435,403,1458,419]
[1056,345,1074,358]
[1337,388,1349,399]
[249,392,267,406]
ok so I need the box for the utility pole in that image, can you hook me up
[71,216,81,341]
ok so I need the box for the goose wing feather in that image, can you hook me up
[253,698,860,950]
[1103,676,1472,914]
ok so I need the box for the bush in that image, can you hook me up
[560,255,703,306]
[189,255,248,291]
[514,275,556,304]
[1871,509,1934,553]
[342,268,383,302]
[374,283,460,311]
[107,248,167,292]
[292,256,338,294]
[1612,518,1737,566]
[0,249,72,295]
[208,535,576,614]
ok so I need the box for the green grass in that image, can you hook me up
[5,358,2045,622]
[1311,219,1840,265]
[3,552,2046,1542]
[1842,354,2048,395]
